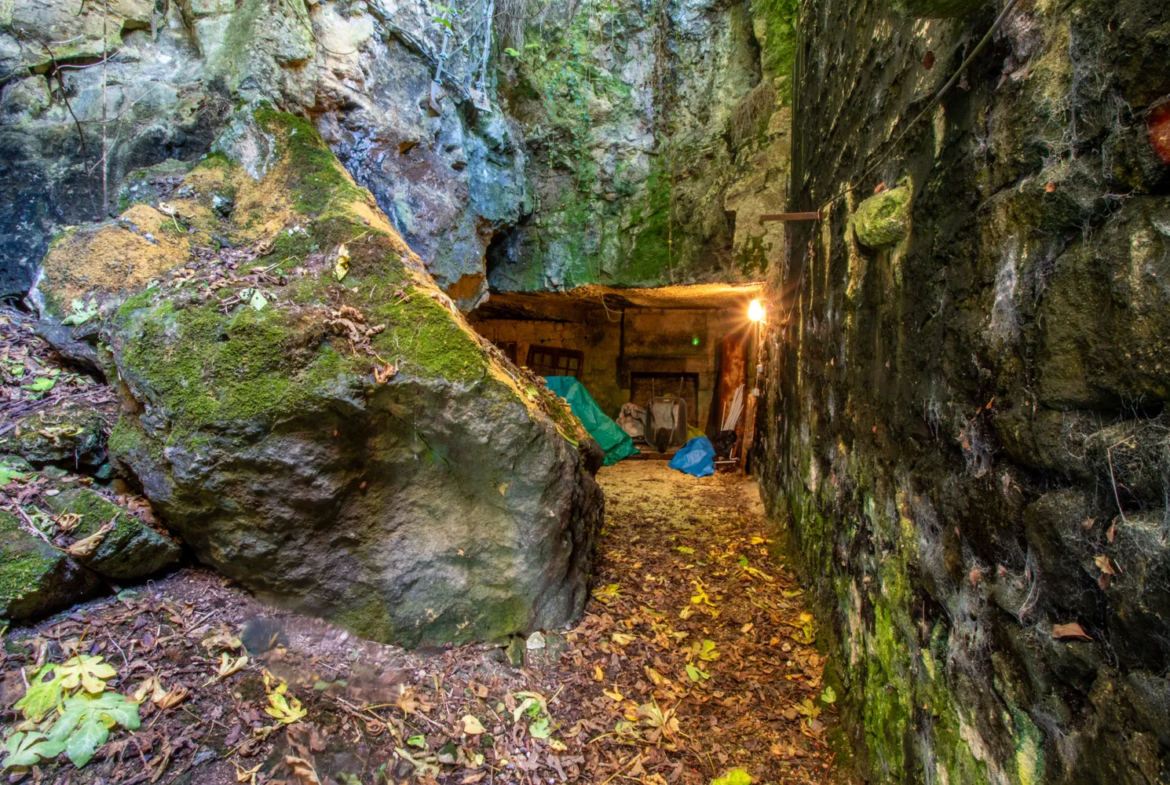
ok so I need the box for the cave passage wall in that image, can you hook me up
[756,0,1170,782]
[1,0,798,303]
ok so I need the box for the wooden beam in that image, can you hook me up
[759,211,821,223]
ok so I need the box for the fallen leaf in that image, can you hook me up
[461,715,485,735]
[56,655,117,694]
[1052,622,1092,641]
[66,520,116,559]
[712,768,753,785]
[1094,555,1117,575]
[333,244,351,281]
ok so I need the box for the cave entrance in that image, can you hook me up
[467,282,763,465]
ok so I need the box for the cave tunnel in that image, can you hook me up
[467,282,766,467]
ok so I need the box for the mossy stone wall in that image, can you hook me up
[757,0,1170,781]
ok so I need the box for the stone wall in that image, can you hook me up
[756,0,1170,782]
[471,303,748,427]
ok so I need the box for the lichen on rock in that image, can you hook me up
[852,184,912,249]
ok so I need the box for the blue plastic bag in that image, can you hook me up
[669,436,715,478]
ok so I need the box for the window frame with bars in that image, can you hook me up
[526,346,584,379]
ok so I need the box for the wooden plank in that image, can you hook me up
[758,211,821,223]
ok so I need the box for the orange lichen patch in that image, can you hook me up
[1149,103,1170,165]
[445,272,487,303]
[41,206,190,309]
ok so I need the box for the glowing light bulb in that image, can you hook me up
[748,299,765,322]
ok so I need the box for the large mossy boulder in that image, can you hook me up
[0,511,100,622]
[37,108,603,647]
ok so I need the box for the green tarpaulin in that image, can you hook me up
[544,376,640,466]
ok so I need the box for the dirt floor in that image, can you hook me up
[2,460,842,785]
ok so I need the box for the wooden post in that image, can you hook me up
[758,212,821,223]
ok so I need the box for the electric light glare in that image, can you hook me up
[748,299,765,322]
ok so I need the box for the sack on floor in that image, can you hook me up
[669,436,715,478]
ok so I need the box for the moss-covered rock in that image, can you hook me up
[39,108,603,648]
[42,488,180,582]
[0,401,112,471]
[0,511,99,622]
[852,185,912,249]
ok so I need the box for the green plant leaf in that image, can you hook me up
[61,299,99,327]
[406,734,426,748]
[685,663,710,682]
[56,655,117,694]
[504,47,521,57]
[14,665,66,722]
[697,640,719,661]
[2,731,66,769]
[46,692,140,769]
[676,546,694,554]
[711,768,752,785]
[22,377,56,393]
[820,686,837,704]
[0,463,29,487]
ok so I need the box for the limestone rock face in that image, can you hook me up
[0,401,111,471]
[2,0,797,301]
[0,0,531,305]
[39,109,602,647]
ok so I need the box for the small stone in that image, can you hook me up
[505,636,526,667]
[852,184,911,249]
[526,631,546,650]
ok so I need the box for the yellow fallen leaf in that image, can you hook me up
[205,652,248,685]
[603,684,624,702]
[156,684,189,710]
[333,243,350,281]
[265,691,307,724]
[234,761,263,785]
[57,654,116,694]
[461,715,485,735]
[611,633,635,646]
[66,520,116,559]
[593,665,605,681]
